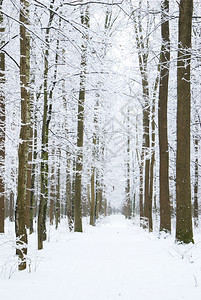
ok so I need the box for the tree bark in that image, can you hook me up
[125,109,131,219]
[74,6,89,232]
[149,68,160,232]
[90,167,95,225]
[158,0,171,233]
[55,148,61,229]
[15,0,30,270]
[133,1,151,229]
[38,1,56,249]
[66,155,73,231]
[176,0,194,244]
[29,104,38,234]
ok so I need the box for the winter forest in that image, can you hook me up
[0,0,201,298]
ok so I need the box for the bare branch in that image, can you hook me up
[2,50,20,68]
[63,0,124,6]
[0,35,18,51]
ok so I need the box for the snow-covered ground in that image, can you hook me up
[0,215,201,300]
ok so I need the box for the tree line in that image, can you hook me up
[0,0,200,271]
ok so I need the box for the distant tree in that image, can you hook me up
[176,0,194,244]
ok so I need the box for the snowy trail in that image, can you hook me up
[1,215,201,300]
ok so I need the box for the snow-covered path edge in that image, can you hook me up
[0,215,201,300]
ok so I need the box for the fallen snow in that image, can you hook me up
[0,215,201,300]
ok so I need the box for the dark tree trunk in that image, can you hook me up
[15,0,30,270]
[176,0,194,244]
[74,7,89,232]
[158,0,171,233]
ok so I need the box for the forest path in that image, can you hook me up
[1,215,201,300]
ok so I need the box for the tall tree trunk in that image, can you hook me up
[176,0,194,244]
[25,27,31,231]
[62,49,73,231]
[133,1,151,229]
[90,99,99,225]
[29,103,38,234]
[149,70,160,232]
[15,0,30,270]
[143,81,150,229]
[0,1,5,233]
[158,0,171,233]
[74,6,89,232]
[38,1,57,249]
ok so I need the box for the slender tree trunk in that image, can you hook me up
[176,0,194,244]
[193,133,199,227]
[90,166,95,225]
[66,155,73,231]
[158,0,171,233]
[95,171,101,220]
[29,104,37,234]
[149,82,158,231]
[133,2,151,229]
[9,191,14,222]
[25,28,31,231]
[55,148,61,229]
[0,1,5,233]
[71,157,76,222]
[139,150,144,223]
[15,0,30,270]
[125,109,131,219]
[74,6,89,232]
[142,74,150,229]
[49,147,56,225]
[90,99,99,225]
[62,49,73,231]
[38,2,57,249]
[25,121,32,230]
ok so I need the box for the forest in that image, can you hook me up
[0,0,200,290]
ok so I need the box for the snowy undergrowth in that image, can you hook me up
[0,215,201,300]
